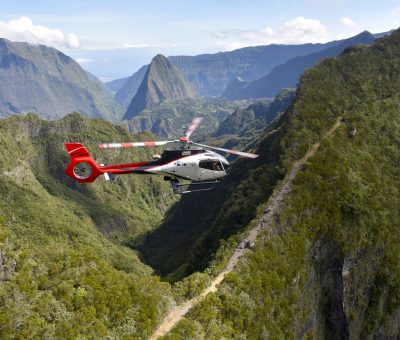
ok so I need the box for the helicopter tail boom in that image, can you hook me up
[65,143,156,183]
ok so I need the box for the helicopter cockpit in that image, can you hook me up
[199,154,231,174]
[199,159,224,171]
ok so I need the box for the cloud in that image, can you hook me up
[82,43,149,51]
[394,6,400,16]
[340,17,359,29]
[214,16,330,48]
[0,16,79,49]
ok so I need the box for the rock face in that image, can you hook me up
[0,38,124,121]
[123,54,198,120]
[113,65,148,107]
[222,31,377,99]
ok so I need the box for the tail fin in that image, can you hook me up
[65,143,102,183]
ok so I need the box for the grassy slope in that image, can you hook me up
[163,30,400,338]
[0,112,177,338]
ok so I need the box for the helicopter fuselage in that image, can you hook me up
[131,148,230,182]
[65,142,231,184]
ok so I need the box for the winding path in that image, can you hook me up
[149,118,343,339]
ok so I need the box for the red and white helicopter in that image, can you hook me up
[65,117,258,194]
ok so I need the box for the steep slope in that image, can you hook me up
[168,40,340,96]
[122,97,253,139]
[0,39,124,121]
[215,88,295,137]
[123,55,198,120]
[223,31,376,99]
[0,112,177,338]
[104,76,130,95]
[114,65,148,107]
[155,29,400,338]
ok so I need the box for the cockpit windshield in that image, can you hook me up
[199,159,224,172]
[223,161,231,174]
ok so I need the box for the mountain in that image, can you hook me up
[104,76,130,95]
[112,39,342,103]
[114,65,148,107]
[0,38,124,121]
[123,54,198,120]
[222,31,376,99]
[220,76,247,101]
[215,88,295,137]
[0,112,178,338]
[122,97,254,139]
[168,41,340,96]
[140,28,400,338]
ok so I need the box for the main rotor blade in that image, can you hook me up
[98,141,172,149]
[185,117,203,140]
[192,142,259,159]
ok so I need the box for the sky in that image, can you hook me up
[0,0,399,81]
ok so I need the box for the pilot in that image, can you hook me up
[214,162,223,171]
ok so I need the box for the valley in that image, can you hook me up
[0,12,399,340]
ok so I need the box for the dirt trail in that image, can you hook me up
[149,118,342,340]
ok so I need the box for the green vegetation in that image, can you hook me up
[123,97,257,139]
[160,30,400,338]
[0,112,177,338]
[1,27,400,340]
[204,88,295,151]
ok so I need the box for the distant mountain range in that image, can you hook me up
[0,30,390,124]
[108,40,339,105]
[123,54,198,120]
[0,38,124,121]
[107,31,387,105]
[222,31,377,99]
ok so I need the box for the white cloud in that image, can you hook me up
[0,16,79,49]
[81,43,149,51]
[340,17,359,29]
[76,58,93,64]
[394,6,400,16]
[214,16,330,49]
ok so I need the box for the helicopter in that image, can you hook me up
[65,117,258,194]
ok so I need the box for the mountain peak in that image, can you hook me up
[153,54,168,61]
[123,53,198,120]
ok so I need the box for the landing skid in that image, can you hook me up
[170,179,219,194]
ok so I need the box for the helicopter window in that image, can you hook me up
[199,160,224,171]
